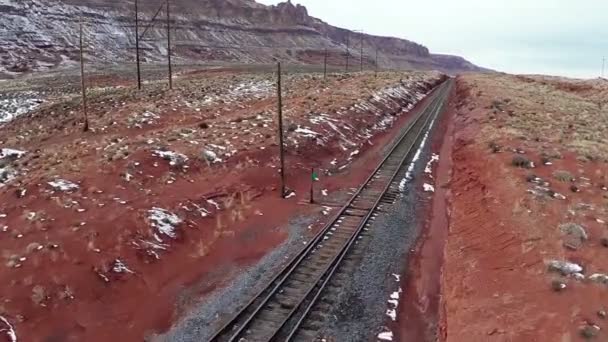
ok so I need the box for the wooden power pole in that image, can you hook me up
[360,32,363,72]
[323,48,328,79]
[135,0,142,90]
[277,62,286,198]
[345,32,349,72]
[79,22,89,132]
[166,0,173,89]
[375,48,379,77]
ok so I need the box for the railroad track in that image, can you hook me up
[208,79,452,342]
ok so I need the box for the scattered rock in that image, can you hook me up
[551,279,567,292]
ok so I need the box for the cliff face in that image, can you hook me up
[0,0,484,77]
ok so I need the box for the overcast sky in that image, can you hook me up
[258,0,608,79]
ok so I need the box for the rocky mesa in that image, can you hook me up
[0,0,485,77]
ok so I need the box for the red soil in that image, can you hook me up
[0,71,442,341]
[439,76,608,341]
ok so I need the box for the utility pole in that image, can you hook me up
[79,21,89,132]
[166,0,173,89]
[360,32,363,72]
[135,0,141,90]
[323,48,327,80]
[603,57,605,79]
[375,48,378,78]
[345,32,349,72]
[277,62,286,198]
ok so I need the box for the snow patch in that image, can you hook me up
[294,126,320,137]
[201,80,273,106]
[147,208,182,240]
[48,179,79,192]
[547,260,583,275]
[386,308,397,321]
[0,91,43,124]
[206,199,220,210]
[0,148,26,159]
[0,167,17,186]
[153,150,188,167]
[0,315,17,342]
[423,183,435,192]
[399,112,438,191]
[202,149,222,164]
[129,111,160,128]
[112,259,134,274]
[590,273,608,284]
[424,153,439,175]
[377,331,393,341]
[398,178,407,192]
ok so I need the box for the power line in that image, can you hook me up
[139,0,168,40]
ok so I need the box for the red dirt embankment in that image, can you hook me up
[439,74,608,341]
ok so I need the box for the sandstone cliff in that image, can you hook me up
[0,0,485,77]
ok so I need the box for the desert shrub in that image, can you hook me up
[511,155,531,168]
[553,170,574,182]
[541,149,563,160]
